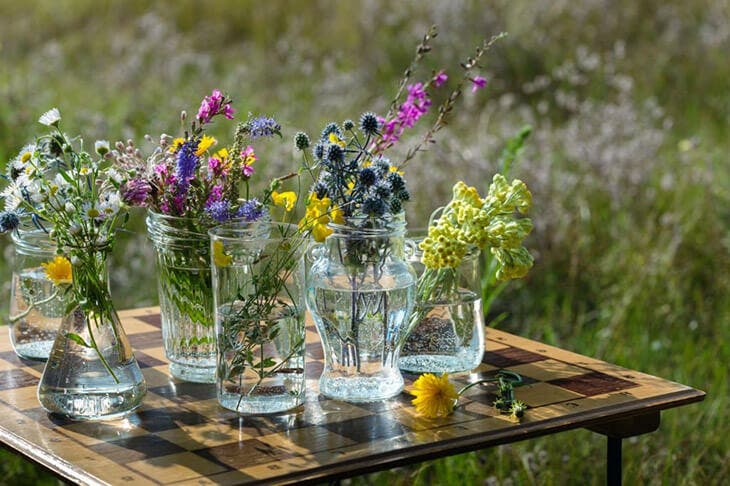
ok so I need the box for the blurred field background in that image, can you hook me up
[1,0,729,484]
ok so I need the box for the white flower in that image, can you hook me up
[98,191,122,217]
[69,223,82,235]
[54,173,71,190]
[25,180,44,203]
[95,140,110,156]
[38,108,61,127]
[82,202,102,221]
[8,144,36,173]
[64,202,75,213]
[0,182,23,211]
[106,168,125,185]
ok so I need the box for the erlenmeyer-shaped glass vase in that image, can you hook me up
[37,249,146,420]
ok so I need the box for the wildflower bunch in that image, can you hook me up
[120,89,282,226]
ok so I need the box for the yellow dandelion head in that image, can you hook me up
[410,373,459,419]
[42,256,73,286]
[169,137,185,153]
[195,135,217,156]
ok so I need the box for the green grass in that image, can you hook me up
[1,0,729,483]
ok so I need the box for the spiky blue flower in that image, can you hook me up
[373,158,391,176]
[373,181,391,199]
[246,116,281,139]
[206,200,232,223]
[294,132,310,151]
[326,144,344,163]
[387,172,406,192]
[175,141,199,189]
[343,119,355,131]
[390,198,403,214]
[359,112,379,135]
[359,168,377,187]
[312,182,329,199]
[320,123,341,140]
[313,143,325,160]
[237,198,264,222]
[0,211,21,233]
[361,197,386,217]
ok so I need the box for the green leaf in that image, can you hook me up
[66,332,91,348]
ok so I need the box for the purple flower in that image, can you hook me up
[375,83,431,151]
[121,178,152,206]
[206,184,224,206]
[433,70,448,87]
[243,165,255,178]
[471,76,487,92]
[236,199,264,222]
[206,200,233,222]
[175,141,199,193]
[246,116,281,139]
[197,89,235,124]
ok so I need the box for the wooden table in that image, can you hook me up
[0,307,704,485]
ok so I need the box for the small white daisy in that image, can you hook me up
[0,182,23,211]
[38,108,61,127]
[95,140,110,156]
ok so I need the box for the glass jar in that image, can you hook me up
[8,228,64,360]
[399,235,485,374]
[38,248,146,420]
[306,215,416,402]
[210,222,306,414]
[146,211,217,383]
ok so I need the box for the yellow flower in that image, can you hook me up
[21,151,32,163]
[389,165,404,176]
[195,135,217,156]
[215,147,229,160]
[169,137,185,153]
[328,132,346,148]
[299,193,336,242]
[271,191,297,212]
[212,241,232,267]
[42,256,73,286]
[410,373,459,419]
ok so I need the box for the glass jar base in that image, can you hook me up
[38,383,146,421]
[12,340,54,361]
[169,362,216,383]
[319,375,404,403]
[398,353,482,374]
[218,392,304,415]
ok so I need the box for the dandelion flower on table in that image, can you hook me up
[410,373,459,418]
[42,256,73,286]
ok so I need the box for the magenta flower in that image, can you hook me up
[207,184,224,205]
[375,83,432,151]
[207,157,228,178]
[471,76,487,92]
[197,89,235,124]
[433,70,448,87]
[242,164,255,178]
[121,178,152,207]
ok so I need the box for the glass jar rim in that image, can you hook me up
[208,221,297,243]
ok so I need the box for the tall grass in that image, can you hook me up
[1,1,728,483]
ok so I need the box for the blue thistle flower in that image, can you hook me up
[294,132,310,151]
[390,198,403,214]
[313,143,325,160]
[326,144,344,163]
[343,119,355,131]
[312,182,329,199]
[246,116,281,139]
[359,168,377,187]
[396,189,410,201]
[321,123,341,140]
[387,172,406,192]
[0,211,21,233]
[206,200,232,223]
[359,112,380,135]
[373,181,391,199]
[373,158,391,176]
[361,197,386,217]
[175,141,199,188]
[236,198,265,222]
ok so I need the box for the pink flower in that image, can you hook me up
[471,76,487,92]
[207,157,226,178]
[375,83,432,152]
[206,184,224,205]
[242,165,255,178]
[197,89,235,124]
[433,70,448,87]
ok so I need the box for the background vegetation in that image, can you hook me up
[1,0,728,484]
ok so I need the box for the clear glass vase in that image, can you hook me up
[37,249,146,420]
[8,228,64,360]
[146,211,217,383]
[399,238,485,374]
[210,222,306,414]
[306,215,416,402]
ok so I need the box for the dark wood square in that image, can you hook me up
[548,371,638,396]
[482,347,548,368]
[323,413,409,443]
[149,382,216,402]
[135,314,162,328]
[88,435,185,462]
[136,407,209,433]
[195,438,296,470]
[134,351,166,369]
[0,368,38,390]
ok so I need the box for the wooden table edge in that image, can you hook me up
[260,387,706,485]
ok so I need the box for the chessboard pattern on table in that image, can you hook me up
[0,307,703,485]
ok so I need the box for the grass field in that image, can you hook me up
[1,1,728,484]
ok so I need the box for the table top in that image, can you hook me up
[0,307,704,485]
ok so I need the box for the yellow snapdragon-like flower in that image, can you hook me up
[169,137,185,153]
[42,256,73,286]
[212,241,232,268]
[195,135,217,156]
[328,132,346,148]
[299,193,338,242]
[410,373,459,418]
[271,191,297,212]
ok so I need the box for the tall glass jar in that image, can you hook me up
[38,248,146,420]
[8,228,64,360]
[146,211,217,383]
[306,215,416,402]
[210,222,306,414]
[399,237,485,374]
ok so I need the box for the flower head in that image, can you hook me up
[470,76,487,92]
[42,256,73,286]
[359,112,380,135]
[212,240,232,268]
[245,116,281,139]
[197,89,234,124]
[121,178,152,206]
[433,70,448,87]
[206,200,233,223]
[237,198,264,221]
[271,191,297,212]
[0,211,21,233]
[94,140,110,156]
[294,132,310,151]
[175,140,199,189]
[38,108,61,127]
[410,373,459,419]
[195,135,217,156]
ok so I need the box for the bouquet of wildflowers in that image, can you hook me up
[0,109,137,377]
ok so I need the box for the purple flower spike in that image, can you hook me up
[197,89,235,124]
[471,76,487,92]
[433,70,448,87]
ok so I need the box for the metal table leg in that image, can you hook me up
[607,436,622,486]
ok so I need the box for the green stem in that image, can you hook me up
[8,290,60,323]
